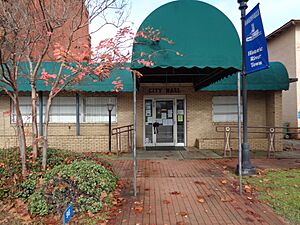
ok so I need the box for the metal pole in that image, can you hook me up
[76,93,80,136]
[38,91,43,136]
[108,109,112,152]
[237,72,242,195]
[133,72,137,196]
[237,0,256,176]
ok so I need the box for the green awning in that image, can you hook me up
[0,62,133,92]
[131,0,242,89]
[201,62,290,91]
[132,0,241,70]
[0,61,290,92]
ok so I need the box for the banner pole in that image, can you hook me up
[133,72,137,197]
[236,0,256,176]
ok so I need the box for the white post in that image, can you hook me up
[133,73,137,196]
[237,72,242,195]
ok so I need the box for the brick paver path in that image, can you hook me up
[111,160,287,225]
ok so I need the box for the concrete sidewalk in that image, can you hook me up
[110,159,287,225]
[117,148,222,160]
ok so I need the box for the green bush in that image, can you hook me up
[28,191,49,216]
[28,160,117,216]
[16,175,37,200]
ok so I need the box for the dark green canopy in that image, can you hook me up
[0,62,133,92]
[0,62,289,92]
[202,62,289,91]
[132,0,242,89]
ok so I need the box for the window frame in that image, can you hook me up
[10,95,118,124]
[212,95,243,123]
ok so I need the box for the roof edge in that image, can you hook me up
[267,19,300,41]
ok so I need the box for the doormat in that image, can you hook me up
[145,146,186,151]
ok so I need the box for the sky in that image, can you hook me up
[90,0,300,47]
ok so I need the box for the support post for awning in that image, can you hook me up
[38,91,43,136]
[133,72,137,197]
[76,93,80,136]
[237,72,242,195]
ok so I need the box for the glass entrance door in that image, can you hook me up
[155,100,174,145]
[144,97,185,147]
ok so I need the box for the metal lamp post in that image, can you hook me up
[237,0,256,176]
[107,101,114,152]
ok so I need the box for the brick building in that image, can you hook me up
[0,1,290,152]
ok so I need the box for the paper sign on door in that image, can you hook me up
[178,114,183,122]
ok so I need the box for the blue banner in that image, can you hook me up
[244,4,269,74]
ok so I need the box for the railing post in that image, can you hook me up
[127,126,131,152]
[268,127,275,158]
[224,127,232,157]
[117,128,121,155]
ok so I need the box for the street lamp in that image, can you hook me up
[236,0,256,176]
[107,100,114,152]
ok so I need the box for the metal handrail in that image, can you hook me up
[112,124,133,155]
[216,125,300,134]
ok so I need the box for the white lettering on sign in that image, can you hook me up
[66,209,71,218]
[248,46,264,69]
[251,61,263,67]
[148,88,180,94]
[245,9,260,26]
[248,47,263,56]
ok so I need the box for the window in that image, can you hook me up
[83,97,116,123]
[50,97,76,123]
[11,96,117,123]
[11,96,32,123]
[212,96,242,122]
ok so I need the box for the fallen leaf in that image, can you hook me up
[223,170,229,175]
[245,217,255,223]
[100,191,107,200]
[194,181,205,185]
[176,222,185,225]
[221,180,228,185]
[221,197,233,202]
[112,200,118,205]
[244,185,252,193]
[134,206,143,213]
[177,211,188,217]
[162,200,171,204]
[170,191,181,195]
[197,196,205,203]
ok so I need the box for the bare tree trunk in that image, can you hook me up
[15,95,27,177]
[31,86,38,160]
[42,95,52,170]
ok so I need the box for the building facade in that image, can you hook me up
[267,20,300,129]
[0,0,290,152]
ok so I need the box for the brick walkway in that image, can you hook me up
[110,160,287,225]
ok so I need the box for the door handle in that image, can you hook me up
[153,122,159,134]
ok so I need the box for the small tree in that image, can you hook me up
[0,0,129,175]
[40,25,182,169]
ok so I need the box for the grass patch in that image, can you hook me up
[245,169,300,224]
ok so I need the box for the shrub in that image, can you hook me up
[16,175,38,200]
[28,160,118,216]
[28,191,49,216]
